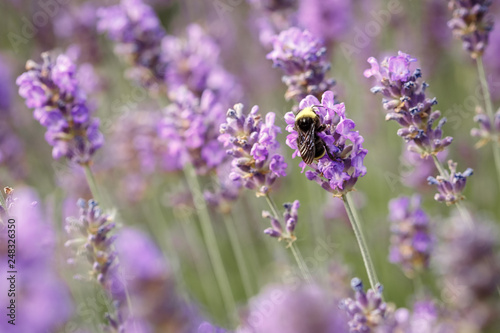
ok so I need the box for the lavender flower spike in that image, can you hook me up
[263,200,300,243]
[219,103,287,196]
[267,27,335,102]
[364,51,453,158]
[447,0,494,59]
[16,53,103,164]
[97,0,167,89]
[340,278,393,332]
[470,107,500,148]
[285,91,367,196]
[388,195,432,277]
[427,160,473,205]
[65,199,116,285]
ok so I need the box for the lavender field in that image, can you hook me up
[1,0,500,332]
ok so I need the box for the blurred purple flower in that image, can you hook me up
[427,160,473,205]
[436,213,500,330]
[470,106,500,148]
[297,0,352,45]
[16,53,103,164]
[448,0,494,59]
[285,91,367,196]
[267,27,335,102]
[239,283,348,333]
[159,87,227,175]
[341,278,394,332]
[365,51,454,158]
[0,55,12,112]
[484,16,500,101]
[219,103,287,196]
[97,0,167,89]
[263,200,299,242]
[388,195,433,276]
[65,199,116,285]
[0,187,73,333]
[161,24,242,104]
[111,228,203,332]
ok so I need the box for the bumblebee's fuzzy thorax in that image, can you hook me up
[295,107,318,122]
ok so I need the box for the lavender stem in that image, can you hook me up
[83,164,102,204]
[183,163,237,322]
[342,193,381,295]
[222,213,255,297]
[264,194,312,282]
[476,56,500,190]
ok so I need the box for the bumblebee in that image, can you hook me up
[294,106,334,164]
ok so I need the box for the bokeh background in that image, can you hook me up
[0,0,499,332]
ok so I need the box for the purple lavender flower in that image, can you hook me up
[297,0,352,45]
[0,55,12,112]
[484,19,500,102]
[161,24,242,104]
[285,91,367,196]
[262,200,299,242]
[16,53,103,164]
[340,278,393,332]
[159,87,227,175]
[267,27,335,102]
[110,228,203,332]
[436,214,500,330]
[239,283,348,333]
[427,160,473,205]
[198,322,230,333]
[447,0,494,59]
[247,0,298,47]
[0,188,73,333]
[219,103,287,196]
[470,107,500,148]
[388,195,432,276]
[97,0,167,89]
[65,199,116,285]
[364,51,453,158]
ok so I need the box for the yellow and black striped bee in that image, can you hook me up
[294,106,334,164]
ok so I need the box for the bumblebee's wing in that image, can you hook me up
[297,126,316,164]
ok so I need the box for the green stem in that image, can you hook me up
[342,193,380,293]
[264,194,312,282]
[83,164,102,204]
[222,213,255,297]
[183,164,237,321]
[431,156,474,226]
[476,56,500,191]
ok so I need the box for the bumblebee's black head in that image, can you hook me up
[295,107,319,131]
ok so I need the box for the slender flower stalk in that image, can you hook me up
[343,194,380,293]
[476,57,500,190]
[183,163,237,323]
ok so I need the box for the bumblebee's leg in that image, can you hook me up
[321,140,337,161]
[317,124,326,132]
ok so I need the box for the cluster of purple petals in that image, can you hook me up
[161,24,242,104]
[484,20,500,101]
[97,0,167,89]
[159,87,227,175]
[247,0,298,47]
[437,215,500,329]
[340,278,392,332]
[65,199,117,285]
[388,195,432,276]
[238,283,348,333]
[0,55,12,113]
[267,27,335,102]
[297,0,352,45]
[219,103,288,196]
[109,228,204,332]
[447,0,494,59]
[470,107,500,147]
[16,53,103,164]
[285,91,367,196]
[364,51,453,158]
[262,200,299,242]
[0,188,73,333]
[427,160,473,205]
